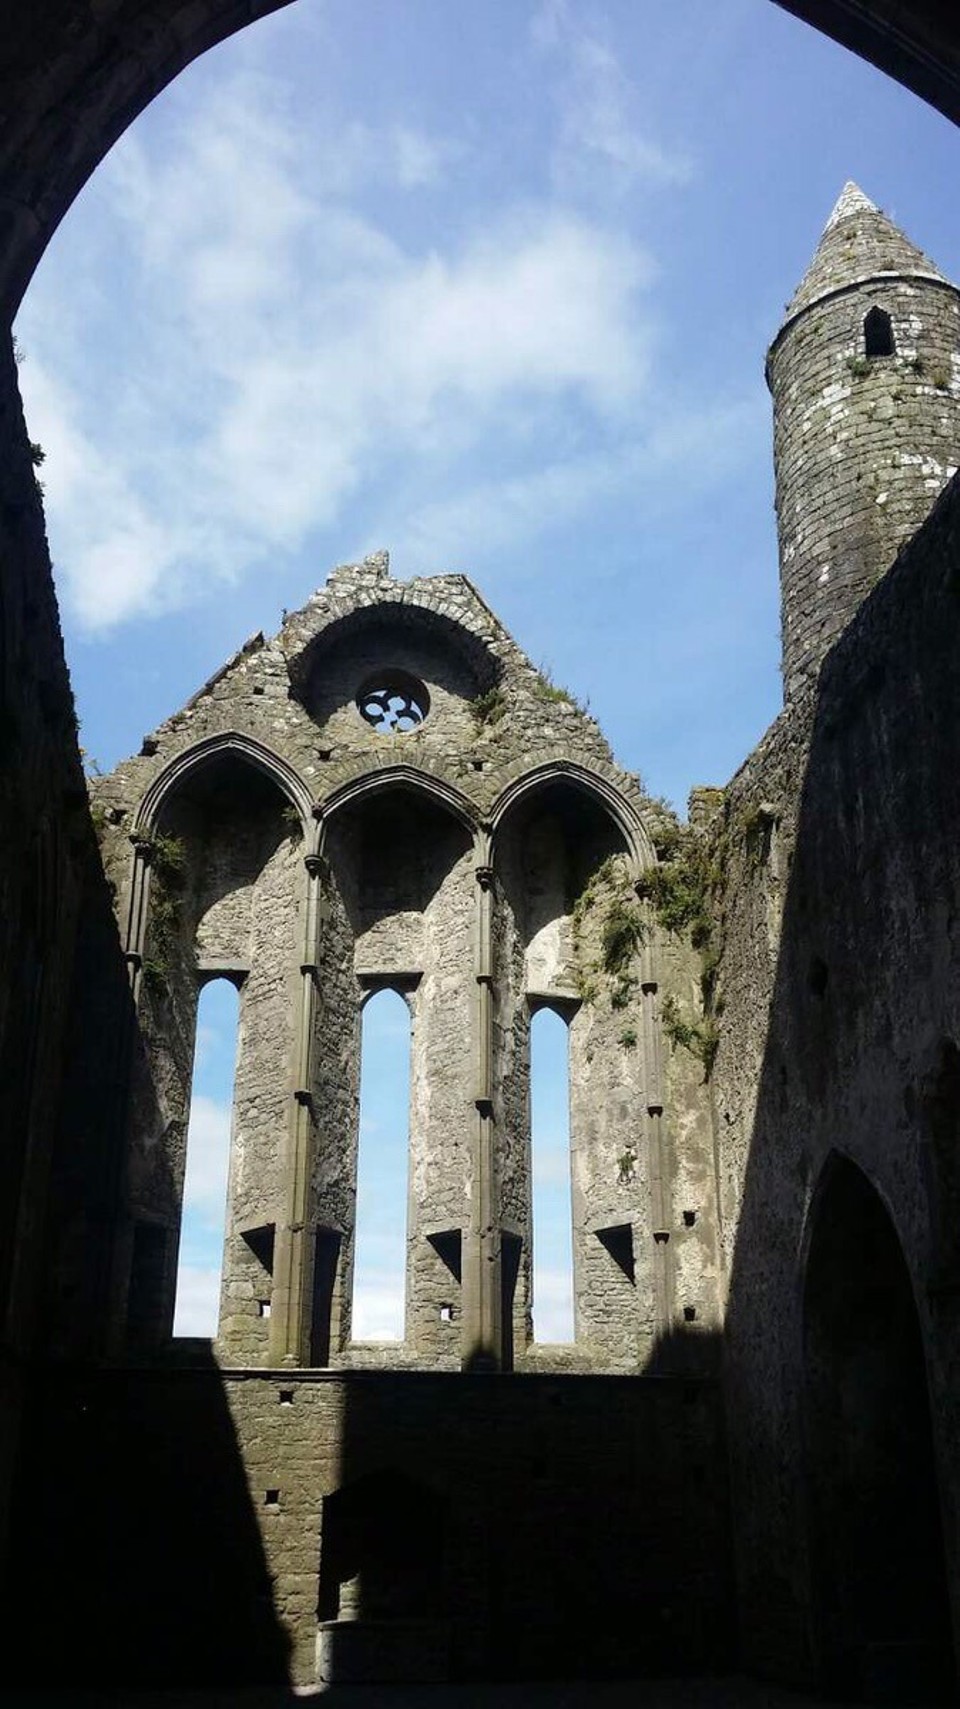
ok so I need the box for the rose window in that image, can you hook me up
[356,673,430,733]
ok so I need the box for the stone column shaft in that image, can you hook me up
[463,858,502,1370]
[270,849,324,1365]
[124,834,154,995]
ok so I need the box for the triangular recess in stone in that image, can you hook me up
[782,182,951,323]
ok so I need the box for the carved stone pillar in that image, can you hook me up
[270,846,325,1365]
[124,832,155,996]
[462,851,502,1370]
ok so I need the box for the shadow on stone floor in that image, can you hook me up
[0,1680,945,1709]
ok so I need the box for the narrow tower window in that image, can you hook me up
[173,978,239,1337]
[353,988,411,1341]
[530,1006,574,1344]
[864,306,895,358]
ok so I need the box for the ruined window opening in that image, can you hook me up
[864,306,895,357]
[352,987,411,1341]
[172,977,239,1338]
[530,1006,574,1344]
[318,1472,446,1624]
[356,672,429,733]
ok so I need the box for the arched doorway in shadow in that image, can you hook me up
[803,1155,953,1702]
[317,1469,449,1683]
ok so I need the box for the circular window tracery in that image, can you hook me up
[356,673,430,734]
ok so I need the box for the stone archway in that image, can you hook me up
[0,1,959,330]
[803,1155,953,1701]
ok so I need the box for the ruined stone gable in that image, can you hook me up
[90,551,720,1381]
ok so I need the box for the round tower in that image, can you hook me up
[767,182,960,701]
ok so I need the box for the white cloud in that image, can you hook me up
[533,1144,572,1187]
[182,1093,232,1226]
[385,393,764,575]
[172,1263,222,1337]
[533,1265,574,1343]
[352,1271,405,1341]
[532,0,692,198]
[17,67,657,632]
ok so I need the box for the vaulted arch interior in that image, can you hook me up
[127,749,302,1353]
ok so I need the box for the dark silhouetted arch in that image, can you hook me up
[2,0,960,337]
[803,1156,953,1700]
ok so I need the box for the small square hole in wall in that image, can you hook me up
[683,1305,697,1322]
[439,1304,454,1322]
[258,1299,271,1318]
[264,1489,281,1507]
[252,684,264,695]
[683,1210,697,1228]
[279,1389,294,1406]
[471,759,483,771]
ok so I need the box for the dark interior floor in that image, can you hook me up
[0,1680,941,1709]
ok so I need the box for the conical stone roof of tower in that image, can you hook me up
[783,181,952,323]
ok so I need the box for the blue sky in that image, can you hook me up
[353,990,412,1341]
[171,979,238,1336]
[17,0,960,808]
[531,1007,574,1343]
[15,0,958,1340]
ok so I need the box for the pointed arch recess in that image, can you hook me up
[134,731,313,841]
[801,1150,952,1696]
[864,304,895,357]
[489,761,654,874]
[799,1149,917,1300]
[317,764,479,839]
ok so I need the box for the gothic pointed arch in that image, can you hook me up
[490,760,654,874]
[318,764,478,842]
[134,731,313,841]
[2,0,959,336]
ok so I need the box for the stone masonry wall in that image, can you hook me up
[90,556,717,1379]
[13,1364,733,1690]
[320,795,476,1369]
[0,335,95,1565]
[769,274,960,700]
[712,472,960,1684]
